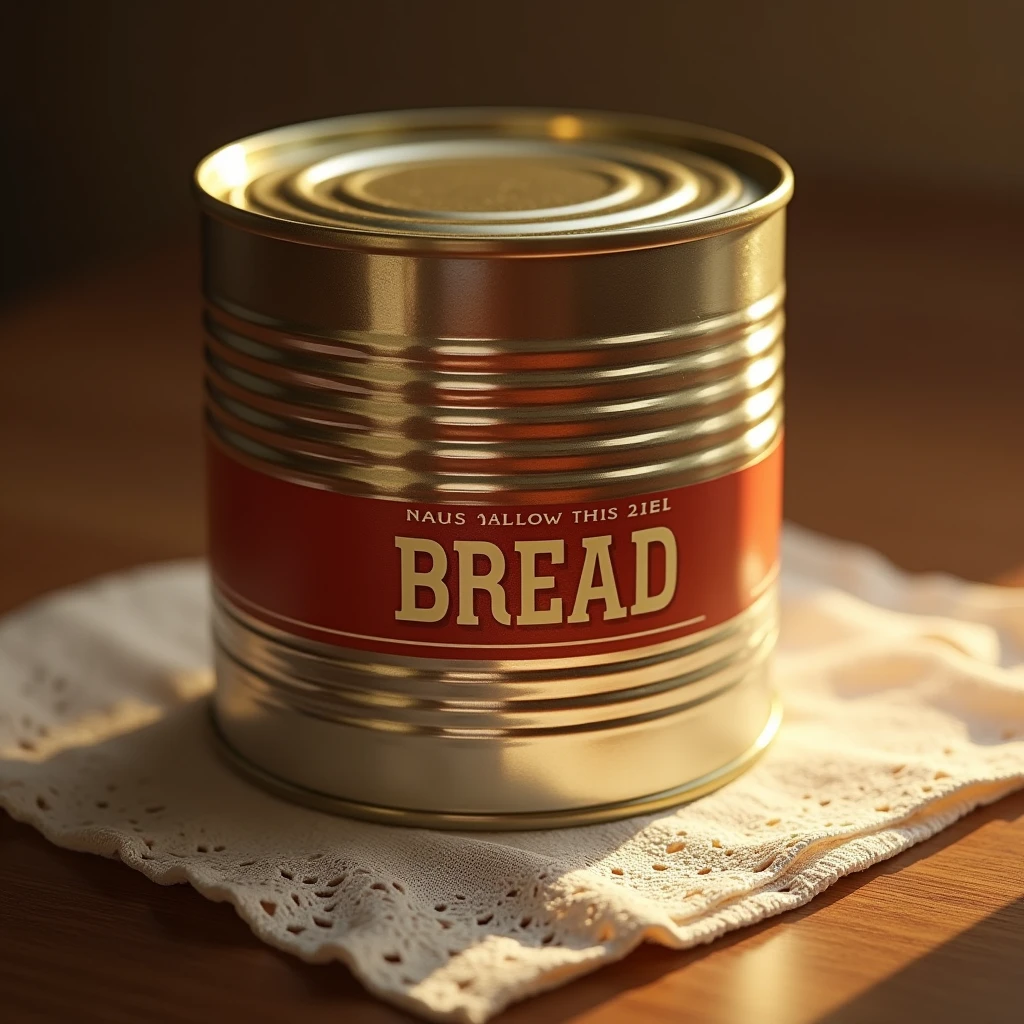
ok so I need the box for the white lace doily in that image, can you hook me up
[1,526,1022,1022]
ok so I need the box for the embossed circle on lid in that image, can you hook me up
[195,109,792,254]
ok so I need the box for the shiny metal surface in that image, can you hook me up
[195,108,791,252]
[212,590,780,827]
[196,109,792,826]
[211,700,783,831]
[203,292,784,498]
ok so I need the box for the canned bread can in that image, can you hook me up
[195,109,792,829]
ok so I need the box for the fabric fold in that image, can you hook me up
[1,526,1022,1023]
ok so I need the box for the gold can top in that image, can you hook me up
[195,108,792,255]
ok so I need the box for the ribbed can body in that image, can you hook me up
[195,109,792,828]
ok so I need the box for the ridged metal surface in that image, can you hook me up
[196,108,793,826]
[195,108,790,253]
[204,289,784,498]
[212,589,779,826]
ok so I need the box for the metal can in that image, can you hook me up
[195,108,792,829]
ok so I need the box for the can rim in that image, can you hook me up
[194,107,794,257]
[209,696,782,830]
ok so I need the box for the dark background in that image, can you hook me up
[3,0,1022,295]
[1,0,1022,586]
[1,10,1024,1019]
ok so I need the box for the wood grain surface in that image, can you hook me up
[1,183,1022,1022]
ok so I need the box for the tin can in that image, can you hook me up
[195,109,792,829]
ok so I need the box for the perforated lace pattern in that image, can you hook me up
[1,526,1022,1023]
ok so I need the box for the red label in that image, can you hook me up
[207,442,782,660]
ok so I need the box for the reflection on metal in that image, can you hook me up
[196,109,792,827]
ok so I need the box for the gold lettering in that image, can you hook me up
[453,540,511,626]
[631,527,677,615]
[568,535,626,623]
[394,537,448,622]
[515,539,564,625]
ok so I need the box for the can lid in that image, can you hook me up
[195,108,792,255]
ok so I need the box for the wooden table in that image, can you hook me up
[1,184,1022,1022]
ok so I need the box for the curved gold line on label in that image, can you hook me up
[213,576,706,651]
[749,562,780,598]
